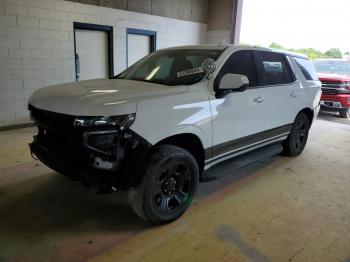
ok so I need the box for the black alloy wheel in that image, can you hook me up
[153,161,192,214]
[128,145,199,224]
[283,112,310,156]
[293,116,308,151]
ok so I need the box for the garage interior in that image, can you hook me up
[0,0,350,261]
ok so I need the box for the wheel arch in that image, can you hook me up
[155,133,206,175]
[298,107,314,127]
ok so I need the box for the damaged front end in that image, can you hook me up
[28,104,151,192]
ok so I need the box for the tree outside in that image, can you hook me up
[325,48,342,58]
[268,43,344,59]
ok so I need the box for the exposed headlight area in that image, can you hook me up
[72,114,136,171]
[74,114,135,130]
[28,105,147,179]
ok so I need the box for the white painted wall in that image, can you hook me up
[0,0,207,127]
[75,29,108,81]
[127,34,150,66]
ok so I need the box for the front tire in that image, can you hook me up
[128,145,199,225]
[283,112,310,156]
[339,108,350,118]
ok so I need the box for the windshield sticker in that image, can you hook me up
[177,67,204,78]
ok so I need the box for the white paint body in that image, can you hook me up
[29,44,322,169]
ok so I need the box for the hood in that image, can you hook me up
[318,73,350,83]
[29,79,188,116]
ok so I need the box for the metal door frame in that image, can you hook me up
[73,22,114,81]
[126,28,157,67]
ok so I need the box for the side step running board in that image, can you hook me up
[201,143,283,182]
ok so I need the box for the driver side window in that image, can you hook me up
[214,50,258,90]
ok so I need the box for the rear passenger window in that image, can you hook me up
[215,50,258,90]
[294,57,318,81]
[255,51,294,86]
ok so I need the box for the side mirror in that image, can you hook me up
[219,73,249,92]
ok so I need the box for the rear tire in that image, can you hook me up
[283,113,310,156]
[128,145,199,225]
[339,108,350,118]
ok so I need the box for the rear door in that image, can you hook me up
[254,51,299,132]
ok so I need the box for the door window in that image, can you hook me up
[255,51,294,86]
[214,50,258,90]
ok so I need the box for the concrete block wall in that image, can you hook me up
[0,0,207,127]
[206,30,231,44]
[69,0,208,23]
[206,0,234,45]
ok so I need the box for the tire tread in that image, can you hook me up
[128,145,198,224]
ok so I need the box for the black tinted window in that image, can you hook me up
[256,52,294,86]
[117,49,223,86]
[215,50,258,89]
[295,57,318,80]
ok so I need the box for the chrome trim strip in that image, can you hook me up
[204,136,287,170]
[205,132,289,164]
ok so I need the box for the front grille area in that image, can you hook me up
[320,81,350,95]
[322,88,340,95]
[28,104,121,159]
[29,104,75,131]
[321,81,342,88]
[29,105,86,157]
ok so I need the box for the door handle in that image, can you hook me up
[290,92,298,98]
[254,96,264,103]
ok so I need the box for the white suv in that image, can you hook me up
[28,45,321,224]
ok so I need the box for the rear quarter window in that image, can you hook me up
[293,57,318,81]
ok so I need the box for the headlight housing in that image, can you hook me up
[74,113,135,130]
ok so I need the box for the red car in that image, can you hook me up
[314,59,350,118]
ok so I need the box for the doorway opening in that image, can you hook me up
[126,28,156,67]
[73,22,114,81]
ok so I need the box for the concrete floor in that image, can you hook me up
[318,111,350,126]
[0,119,349,262]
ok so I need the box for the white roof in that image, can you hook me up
[162,44,308,58]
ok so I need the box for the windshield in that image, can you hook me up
[115,49,223,86]
[314,60,350,75]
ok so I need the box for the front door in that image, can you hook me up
[209,50,268,162]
